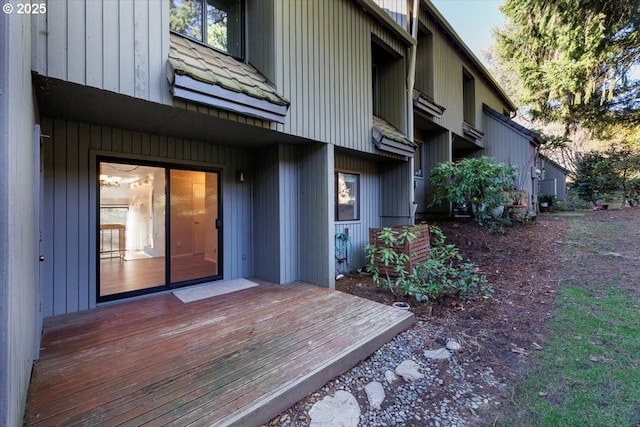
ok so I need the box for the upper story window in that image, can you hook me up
[371,39,404,126]
[416,29,434,98]
[463,68,475,126]
[170,0,243,58]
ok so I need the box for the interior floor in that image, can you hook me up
[100,254,218,297]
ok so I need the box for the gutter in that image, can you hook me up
[407,0,419,221]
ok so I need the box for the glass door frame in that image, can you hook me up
[96,156,223,303]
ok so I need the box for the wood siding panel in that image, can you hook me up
[420,130,451,214]
[46,0,67,80]
[85,2,104,88]
[482,114,536,209]
[66,0,85,84]
[40,119,254,318]
[380,159,412,225]
[415,30,434,97]
[418,11,510,135]
[41,0,169,104]
[2,12,40,424]
[334,153,381,270]
[279,144,299,283]
[274,1,401,153]
[252,146,280,283]
[542,163,568,201]
[102,1,120,93]
[118,0,135,97]
[431,27,463,133]
[298,144,334,288]
[247,0,275,83]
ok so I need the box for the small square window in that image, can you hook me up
[170,0,243,58]
[414,143,423,177]
[336,172,360,221]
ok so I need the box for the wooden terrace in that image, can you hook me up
[25,281,413,426]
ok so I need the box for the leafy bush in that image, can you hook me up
[567,189,593,210]
[429,156,517,225]
[574,147,640,206]
[365,225,492,302]
[538,193,557,205]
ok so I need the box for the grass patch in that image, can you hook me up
[507,285,640,426]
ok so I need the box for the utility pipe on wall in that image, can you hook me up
[407,0,419,223]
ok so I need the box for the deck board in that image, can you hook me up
[25,281,413,427]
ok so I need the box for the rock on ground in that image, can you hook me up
[446,340,462,351]
[424,348,452,359]
[308,390,360,427]
[395,360,424,381]
[364,381,385,410]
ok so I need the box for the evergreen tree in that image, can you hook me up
[494,0,640,131]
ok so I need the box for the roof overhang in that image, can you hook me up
[372,116,416,158]
[170,73,289,124]
[168,33,289,124]
[354,0,417,47]
[462,121,485,145]
[413,89,446,118]
[483,104,544,146]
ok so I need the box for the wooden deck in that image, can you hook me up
[25,281,413,426]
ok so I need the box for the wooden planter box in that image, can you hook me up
[369,224,430,275]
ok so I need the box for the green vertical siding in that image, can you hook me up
[334,152,381,270]
[299,144,335,288]
[418,9,511,135]
[274,0,407,152]
[247,0,275,83]
[35,0,170,105]
[1,10,39,427]
[482,113,537,209]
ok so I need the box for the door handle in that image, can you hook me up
[215,218,222,229]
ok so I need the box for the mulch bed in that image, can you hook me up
[337,214,569,384]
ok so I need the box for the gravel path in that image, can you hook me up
[266,319,507,426]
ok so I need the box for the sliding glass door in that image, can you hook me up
[169,169,219,283]
[98,160,221,301]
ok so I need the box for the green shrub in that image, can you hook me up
[365,225,492,302]
[429,156,517,227]
[538,193,557,205]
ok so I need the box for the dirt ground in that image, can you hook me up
[336,207,640,423]
[338,213,569,384]
[268,207,640,425]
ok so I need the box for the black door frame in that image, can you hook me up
[96,156,223,303]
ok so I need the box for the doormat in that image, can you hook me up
[173,278,259,303]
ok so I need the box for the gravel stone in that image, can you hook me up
[264,325,506,427]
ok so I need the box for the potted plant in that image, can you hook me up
[507,190,527,219]
[538,193,557,213]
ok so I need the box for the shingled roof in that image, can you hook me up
[168,33,289,123]
[372,115,416,157]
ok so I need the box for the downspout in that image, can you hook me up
[407,0,419,223]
